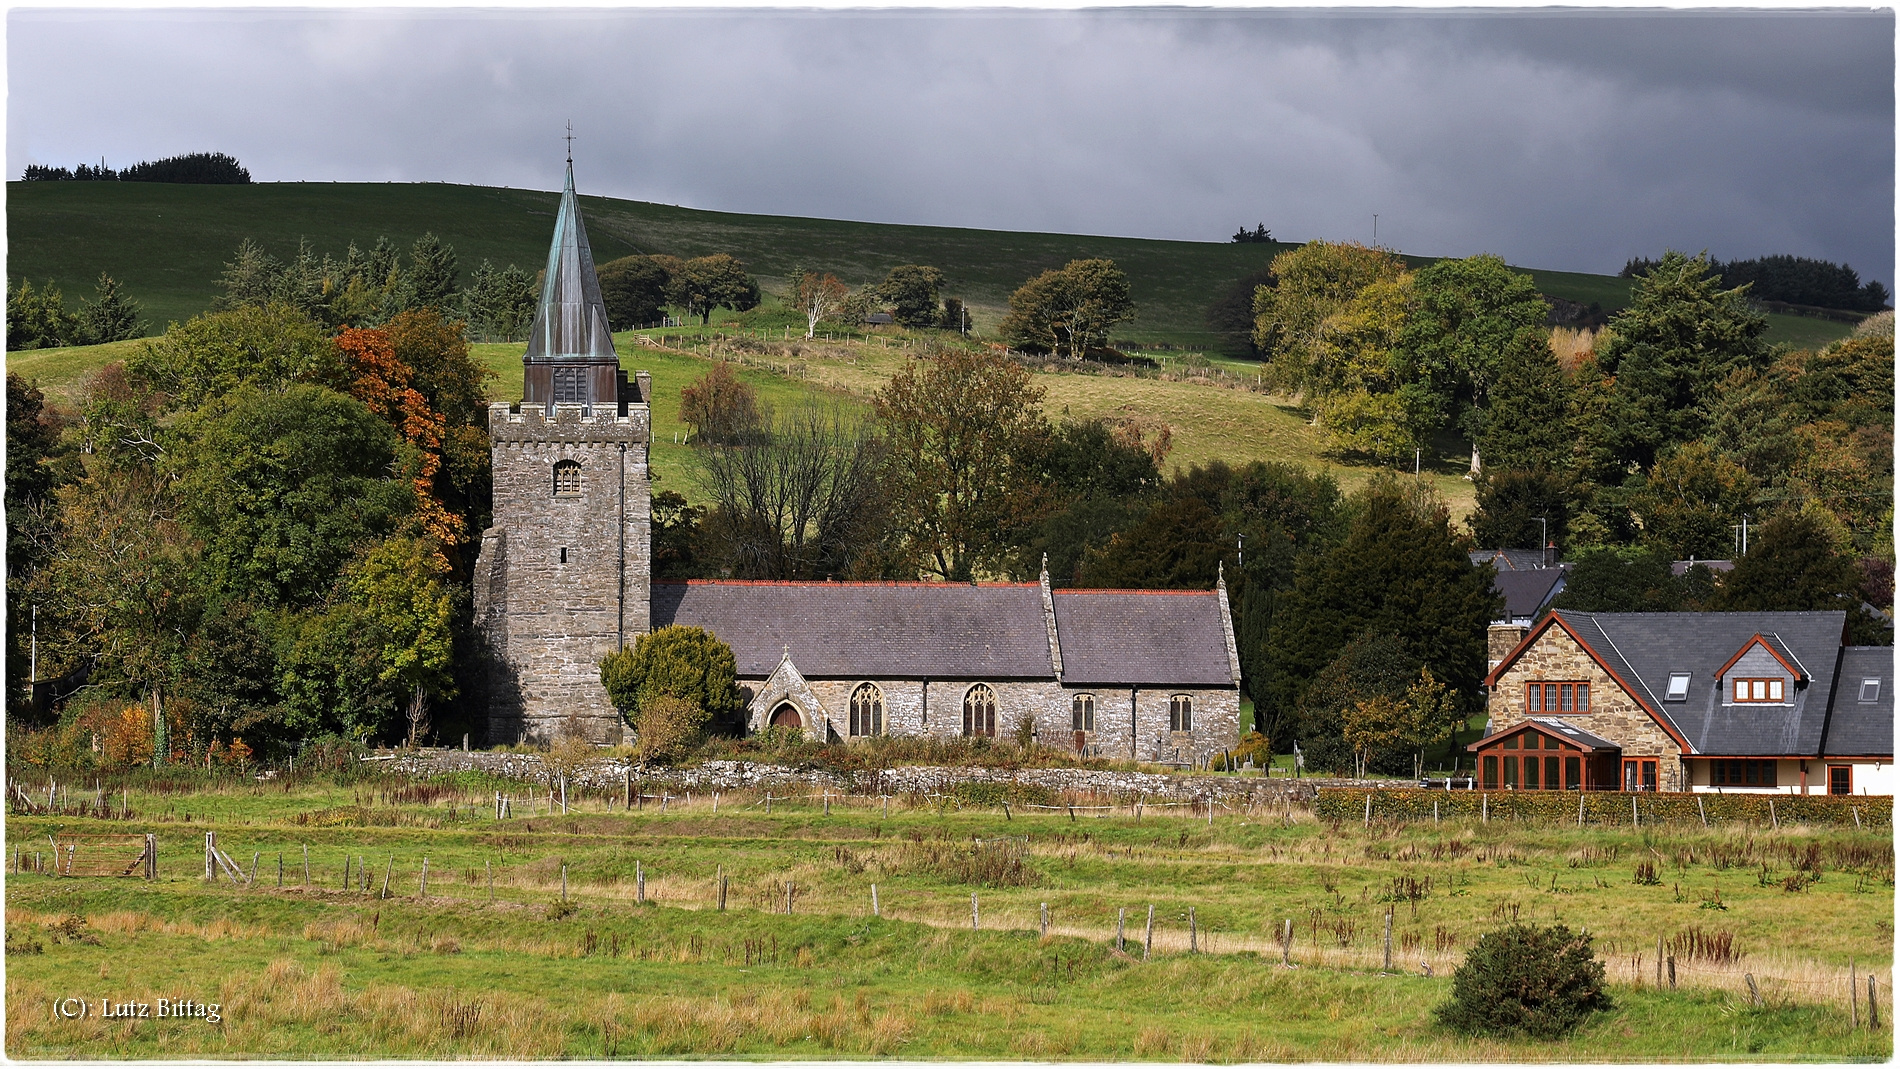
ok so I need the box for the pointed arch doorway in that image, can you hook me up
[769,702,803,729]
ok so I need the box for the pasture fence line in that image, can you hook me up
[1317,787,1889,829]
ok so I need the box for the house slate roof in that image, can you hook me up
[649,580,1239,688]
[1470,548,1554,571]
[1537,610,1856,757]
[652,580,1053,679]
[1051,590,1236,687]
[1821,647,1894,758]
[1493,569,1566,622]
[1470,716,1621,752]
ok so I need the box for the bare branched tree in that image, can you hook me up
[695,399,886,579]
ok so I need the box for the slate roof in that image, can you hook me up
[1052,590,1236,687]
[525,161,618,364]
[1822,647,1894,757]
[651,580,1239,688]
[1543,610,1853,756]
[1529,717,1622,751]
[652,581,1053,679]
[1493,569,1566,622]
[1470,548,1554,571]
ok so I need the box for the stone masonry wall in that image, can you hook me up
[745,677,1239,763]
[477,402,651,746]
[1492,624,1686,790]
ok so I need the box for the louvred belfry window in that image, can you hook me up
[552,460,582,495]
[552,366,588,404]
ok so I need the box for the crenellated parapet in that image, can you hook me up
[488,401,650,446]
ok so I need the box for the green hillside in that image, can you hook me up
[6,180,1856,349]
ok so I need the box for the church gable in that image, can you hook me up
[749,653,828,739]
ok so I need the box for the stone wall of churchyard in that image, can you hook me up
[389,750,1320,805]
[1492,624,1686,790]
[746,678,1239,763]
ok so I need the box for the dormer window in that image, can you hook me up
[1665,673,1691,701]
[1860,678,1881,704]
[1732,677,1784,703]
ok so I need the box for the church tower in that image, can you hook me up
[472,158,651,745]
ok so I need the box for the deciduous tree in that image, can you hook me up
[1401,254,1549,472]
[1252,241,1407,395]
[792,269,850,339]
[1000,259,1135,357]
[597,255,673,330]
[874,348,1048,580]
[876,265,947,328]
[670,254,760,325]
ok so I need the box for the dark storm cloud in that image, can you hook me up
[7,8,1892,281]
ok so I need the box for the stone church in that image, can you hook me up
[474,163,1241,762]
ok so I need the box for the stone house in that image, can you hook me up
[1478,609,1893,794]
[474,159,1242,760]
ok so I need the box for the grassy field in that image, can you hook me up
[7,180,1858,351]
[4,771,1891,1060]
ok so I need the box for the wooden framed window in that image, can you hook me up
[1712,759,1778,788]
[1527,682,1590,713]
[552,459,582,495]
[1504,756,1519,788]
[1169,695,1193,732]
[1622,758,1659,792]
[849,683,884,737]
[1829,764,1852,795]
[1071,694,1095,732]
[962,684,997,738]
[1731,678,1785,703]
[1564,756,1581,789]
[1482,755,1499,789]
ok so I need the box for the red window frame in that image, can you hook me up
[1526,681,1591,713]
[1731,677,1786,703]
[1828,764,1852,795]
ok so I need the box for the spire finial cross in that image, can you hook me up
[564,121,575,164]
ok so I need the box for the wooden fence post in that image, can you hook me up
[1668,955,1676,990]
[1631,795,1638,828]
[278,854,284,888]
[1482,794,1488,823]
[1364,793,1372,827]
[249,852,259,888]
[1579,792,1586,827]
[787,880,795,915]
[381,856,392,899]
[1656,937,1664,987]
[1116,908,1126,952]
[204,832,214,881]
[147,835,157,880]
[1144,904,1154,961]
[560,864,567,903]
[302,844,311,889]
[1851,960,1859,1028]
[1745,973,1760,1008]
[487,860,493,902]
[870,883,878,917]
[1697,795,1707,827]
[420,858,429,898]
[1190,907,1198,953]
[1384,906,1394,972]
[1869,975,1880,1029]
[970,892,979,931]
[1853,806,1861,828]
[1040,902,1049,938]
[636,862,645,904]
[1282,919,1292,967]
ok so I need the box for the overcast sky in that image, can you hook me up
[8,8,1894,282]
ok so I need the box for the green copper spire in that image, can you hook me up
[524,160,617,363]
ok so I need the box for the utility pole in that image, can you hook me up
[1372,214,1378,245]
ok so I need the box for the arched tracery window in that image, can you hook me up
[962,684,997,738]
[849,683,884,737]
[552,459,582,495]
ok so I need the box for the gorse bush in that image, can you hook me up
[1434,923,1611,1039]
